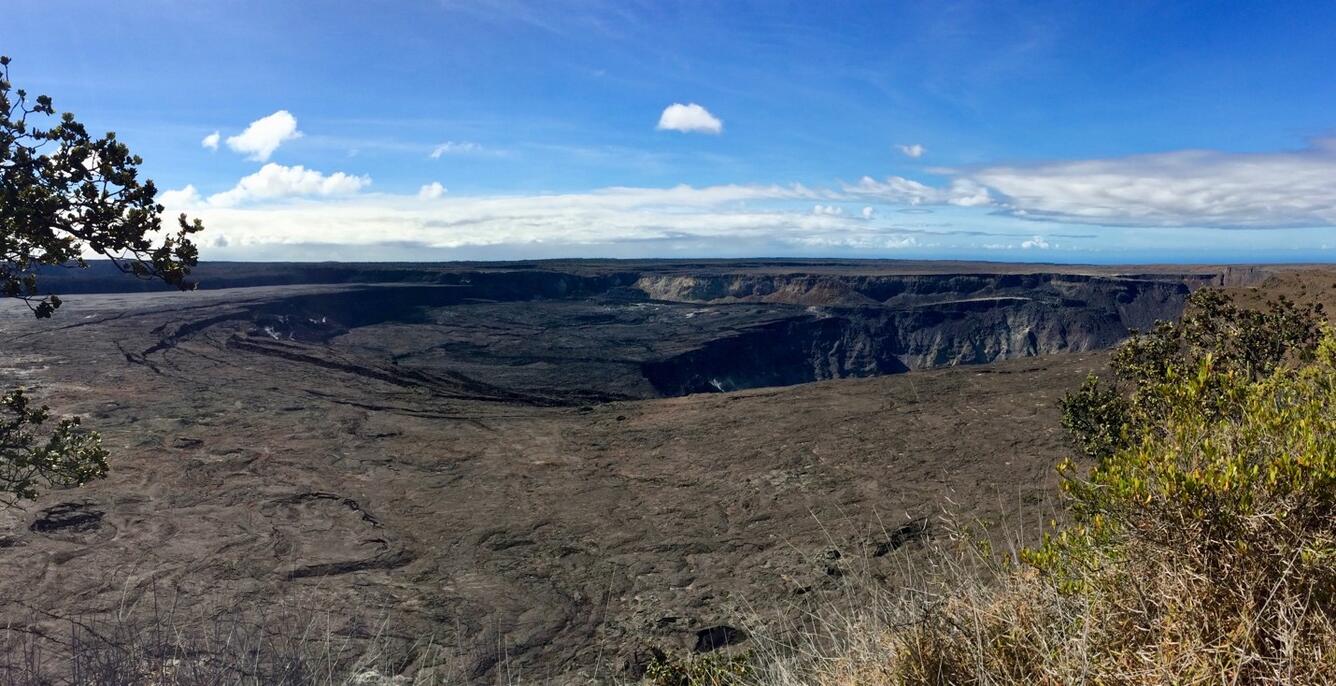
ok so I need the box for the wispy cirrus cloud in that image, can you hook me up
[429,141,485,158]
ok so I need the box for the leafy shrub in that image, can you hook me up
[1020,327,1336,680]
[1060,288,1323,461]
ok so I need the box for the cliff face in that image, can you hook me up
[633,272,1193,395]
[633,272,1200,310]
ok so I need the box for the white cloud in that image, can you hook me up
[418,182,448,199]
[201,131,220,151]
[792,234,919,250]
[429,141,484,158]
[77,151,102,172]
[159,184,202,207]
[861,206,875,219]
[202,164,370,207]
[963,137,1336,228]
[838,137,1336,229]
[225,110,302,162]
[846,176,992,207]
[573,182,819,207]
[897,143,925,159]
[812,204,843,216]
[1021,235,1051,249]
[656,103,723,134]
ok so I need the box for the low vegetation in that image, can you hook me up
[0,591,435,685]
[653,289,1335,685]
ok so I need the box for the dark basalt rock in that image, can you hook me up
[30,502,111,542]
[873,517,931,557]
[622,646,668,679]
[694,625,747,653]
[248,313,349,343]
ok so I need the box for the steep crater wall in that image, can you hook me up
[637,273,1193,395]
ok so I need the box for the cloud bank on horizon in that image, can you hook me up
[15,1,1333,262]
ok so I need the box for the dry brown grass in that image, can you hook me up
[735,333,1336,686]
[738,523,1335,686]
[0,588,455,685]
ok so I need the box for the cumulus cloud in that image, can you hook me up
[182,164,370,208]
[226,110,302,161]
[812,204,844,216]
[418,182,447,199]
[861,206,875,219]
[429,141,483,158]
[897,143,925,159]
[159,184,202,207]
[1021,235,1051,249]
[656,103,723,134]
[201,131,220,151]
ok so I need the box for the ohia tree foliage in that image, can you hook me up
[1,55,201,505]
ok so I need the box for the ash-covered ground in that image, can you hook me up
[0,260,1289,682]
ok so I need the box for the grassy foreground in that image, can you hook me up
[653,291,1336,685]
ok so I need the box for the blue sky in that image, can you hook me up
[7,0,1336,262]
